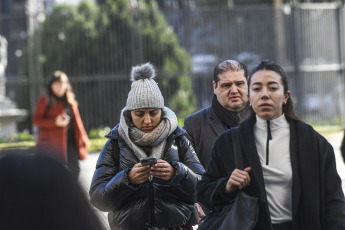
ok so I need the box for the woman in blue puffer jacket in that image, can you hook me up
[89,63,204,230]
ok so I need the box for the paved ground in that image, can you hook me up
[322,131,345,192]
[79,154,110,229]
[80,130,345,229]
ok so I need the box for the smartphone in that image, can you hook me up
[140,156,157,166]
[62,114,70,120]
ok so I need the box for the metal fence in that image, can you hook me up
[3,3,345,134]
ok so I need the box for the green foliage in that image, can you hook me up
[39,0,196,121]
[11,130,34,142]
[41,2,100,76]
[169,74,197,119]
[0,142,35,153]
[88,127,111,139]
[88,138,108,153]
[178,118,184,127]
[0,130,35,152]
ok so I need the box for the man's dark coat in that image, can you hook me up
[197,116,345,230]
[183,106,226,169]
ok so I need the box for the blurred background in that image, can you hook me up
[1,0,345,140]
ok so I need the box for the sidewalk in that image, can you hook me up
[79,154,110,230]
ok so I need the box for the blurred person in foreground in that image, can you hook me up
[33,71,89,179]
[197,60,345,230]
[89,63,204,230]
[0,153,105,230]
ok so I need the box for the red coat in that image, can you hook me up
[33,96,90,162]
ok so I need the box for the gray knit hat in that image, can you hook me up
[125,63,164,110]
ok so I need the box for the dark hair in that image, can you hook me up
[248,60,300,121]
[213,60,248,86]
[47,70,77,107]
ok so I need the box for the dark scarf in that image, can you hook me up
[212,95,250,129]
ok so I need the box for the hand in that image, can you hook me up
[150,159,174,181]
[55,114,70,127]
[225,167,251,193]
[196,203,206,224]
[128,163,151,184]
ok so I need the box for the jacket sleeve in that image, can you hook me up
[71,105,90,148]
[32,96,56,128]
[318,134,345,229]
[169,135,205,202]
[89,139,140,212]
[196,134,235,210]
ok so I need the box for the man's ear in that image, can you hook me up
[213,81,217,92]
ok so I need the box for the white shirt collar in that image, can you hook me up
[255,114,288,131]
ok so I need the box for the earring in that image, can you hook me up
[284,101,287,104]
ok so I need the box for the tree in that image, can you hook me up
[39,0,196,129]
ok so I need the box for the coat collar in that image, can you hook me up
[208,107,226,136]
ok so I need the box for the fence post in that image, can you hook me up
[336,4,345,126]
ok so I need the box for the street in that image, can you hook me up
[79,131,345,230]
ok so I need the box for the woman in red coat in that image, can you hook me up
[33,71,90,179]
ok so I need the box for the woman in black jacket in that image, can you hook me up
[197,60,345,230]
[89,63,204,230]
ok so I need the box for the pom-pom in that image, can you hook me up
[130,63,155,81]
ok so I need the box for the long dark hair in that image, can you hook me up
[248,60,301,121]
[47,71,77,107]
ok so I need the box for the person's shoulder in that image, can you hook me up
[34,95,48,108]
[220,128,232,139]
[105,124,120,140]
[37,95,48,102]
[173,126,188,143]
[175,125,185,135]
[294,120,317,135]
[294,120,330,143]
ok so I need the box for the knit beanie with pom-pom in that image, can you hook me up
[125,63,164,110]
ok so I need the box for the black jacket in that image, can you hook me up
[197,116,345,230]
[89,124,204,230]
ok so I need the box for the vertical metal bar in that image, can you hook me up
[336,4,345,125]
